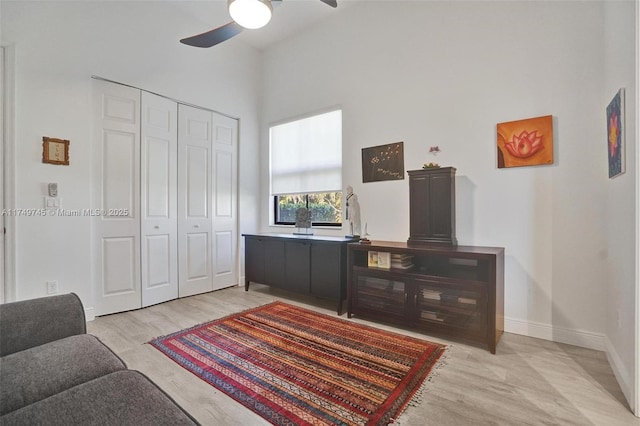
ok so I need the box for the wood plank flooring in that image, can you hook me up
[87,284,640,426]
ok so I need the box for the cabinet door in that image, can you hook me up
[428,174,453,239]
[245,237,264,284]
[264,240,285,288]
[414,278,487,337]
[409,175,430,239]
[284,241,310,293]
[352,275,407,320]
[310,243,342,300]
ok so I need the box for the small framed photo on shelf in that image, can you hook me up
[377,252,391,269]
[368,251,378,268]
[42,137,70,165]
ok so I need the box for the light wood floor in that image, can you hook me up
[88,284,639,426]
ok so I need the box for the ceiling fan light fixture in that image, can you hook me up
[228,0,273,30]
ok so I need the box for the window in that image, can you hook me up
[270,109,342,226]
[274,192,342,226]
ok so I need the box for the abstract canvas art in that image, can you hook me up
[362,142,404,182]
[606,89,625,178]
[497,115,553,168]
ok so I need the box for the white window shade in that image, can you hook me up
[270,109,342,196]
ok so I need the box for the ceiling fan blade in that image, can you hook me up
[319,0,337,7]
[180,22,244,48]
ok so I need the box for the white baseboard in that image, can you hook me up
[605,336,635,413]
[504,317,605,351]
[85,307,95,322]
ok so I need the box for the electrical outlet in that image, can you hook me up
[46,280,58,294]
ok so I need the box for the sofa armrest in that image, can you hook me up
[0,293,86,356]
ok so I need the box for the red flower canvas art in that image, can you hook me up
[497,115,553,168]
[606,89,625,178]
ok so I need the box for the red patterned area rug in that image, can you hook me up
[150,301,446,426]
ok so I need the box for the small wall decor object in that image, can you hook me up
[606,89,625,178]
[428,146,440,154]
[345,185,361,237]
[422,162,440,169]
[361,142,404,183]
[42,137,70,165]
[293,207,313,235]
[497,115,553,168]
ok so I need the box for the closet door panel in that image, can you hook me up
[141,91,178,307]
[146,234,171,287]
[178,104,214,297]
[92,79,141,315]
[187,232,209,279]
[212,113,238,289]
[102,237,137,294]
[146,138,170,216]
[215,231,233,276]
[186,146,209,217]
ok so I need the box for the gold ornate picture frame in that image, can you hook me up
[42,137,70,165]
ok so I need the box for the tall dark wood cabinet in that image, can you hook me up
[408,167,457,246]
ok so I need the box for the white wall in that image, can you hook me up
[602,0,638,413]
[0,1,262,310]
[261,1,611,347]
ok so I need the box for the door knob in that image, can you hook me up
[154,225,160,229]
[194,224,200,228]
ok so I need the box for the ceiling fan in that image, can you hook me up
[180,0,338,48]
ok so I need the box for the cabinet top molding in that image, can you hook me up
[349,240,504,256]
[407,167,456,175]
[242,233,359,243]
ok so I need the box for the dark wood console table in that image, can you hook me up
[347,240,504,353]
[243,233,358,314]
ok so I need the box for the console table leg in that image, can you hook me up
[245,280,250,291]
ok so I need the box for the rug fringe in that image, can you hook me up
[389,344,451,425]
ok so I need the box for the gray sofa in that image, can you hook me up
[0,293,199,425]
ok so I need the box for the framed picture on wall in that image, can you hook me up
[606,89,625,179]
[361,142,404,183]
[496,115,553,168]
[42,137,70,165]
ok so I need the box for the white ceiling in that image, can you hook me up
[177,0,358,50]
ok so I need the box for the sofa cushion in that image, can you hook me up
[0,334,126,415]
[0,293,86,356]
[1,370,199,425]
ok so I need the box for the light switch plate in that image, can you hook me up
[45,197,60,208]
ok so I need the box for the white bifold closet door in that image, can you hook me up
[92,79,142,316]
[93,79,238,316]
[211,112,238,290]
[141,92,178,307]
[177,105,214,297]
[176,105,238,297]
